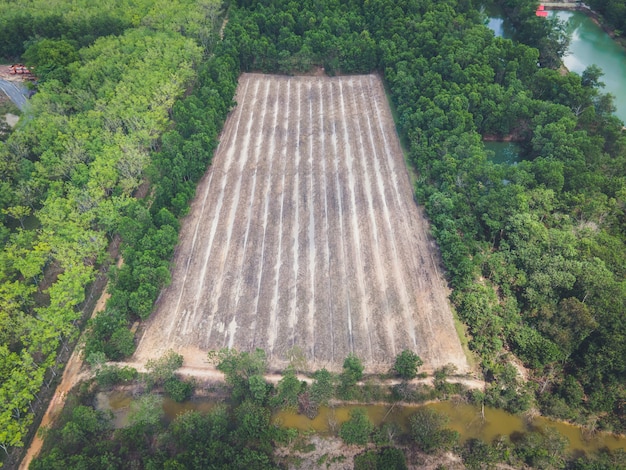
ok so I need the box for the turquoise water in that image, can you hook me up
[484,141,521,165]
[553,10,626,123]
[484,5,626,123]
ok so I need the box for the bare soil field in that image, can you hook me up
[134,73,469,374]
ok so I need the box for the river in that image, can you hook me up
[484,6,626,123]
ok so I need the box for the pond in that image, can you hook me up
[483,141,521,165]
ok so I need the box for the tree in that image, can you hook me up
[210,348,267,403]
[22,39,79,82]
[393,350,423,380]
[339,408,373,445]
[409,407,458,453]
[145,349,184,387]
[271,367,302,410]
[164,376,194,402]
[339,353,364,398]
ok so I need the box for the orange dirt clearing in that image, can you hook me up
[134,73,469,374]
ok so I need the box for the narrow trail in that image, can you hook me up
[268,80,290,355]
[113,360,486,391]
[318,80,335,363]
[251,80,280,346]
[19,286,111,470]
[306,82,316,360]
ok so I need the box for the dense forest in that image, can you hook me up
[1,0,626,466]
[586,0,626,35]
[220,0,626,433]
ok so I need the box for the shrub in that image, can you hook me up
[393,350,423,380]
[339,408,373,445]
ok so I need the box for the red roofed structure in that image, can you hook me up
[536,4,549,17]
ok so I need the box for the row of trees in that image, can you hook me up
[586,0,626,35]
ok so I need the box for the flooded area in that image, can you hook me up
[97,391,626,454]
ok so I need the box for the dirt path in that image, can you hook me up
[18,288,111,470]
[115,359,485,390]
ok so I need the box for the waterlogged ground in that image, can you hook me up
[135,73,468,373]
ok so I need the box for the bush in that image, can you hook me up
[95,365,138,387]
[354,447,407,470]
[338,354,364,399]
[339,408,373,445]
[409,408,458,454]
[310,368,334,406]
[393,350,423,380]
[164,376,194,402]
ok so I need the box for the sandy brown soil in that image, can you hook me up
[276,435,467,470]
[134,73,469,374]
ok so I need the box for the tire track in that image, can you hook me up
[206,78,261,348]
[252,78,281,348]
[185,76,254,343]
[360,79,418,350]
[306,81,317,360]
[227,78,272,348]
[289,80,302,346]
[268,79,291,355]
[339,78,372,360]
[349,76,397,360]
[318,79,334,362]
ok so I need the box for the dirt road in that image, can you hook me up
[18,290,110,470]
[0,66,29,111]
[135,73,469,374]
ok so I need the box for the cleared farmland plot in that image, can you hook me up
[134,73,469,373]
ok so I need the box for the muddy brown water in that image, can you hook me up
[96,392,626,454]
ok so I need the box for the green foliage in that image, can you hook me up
[0,0,232,453]
[310,368,335,406]
[271,367,302,410]
[461,438,499,470]
[164,376,194,403]
[95,365,139,388]
[393,350,423,380]
[22,39,80,82]
[211,348,268,403]
[339,408,373,445]
[514,427,568,469]
[355,447,407,470]
[338,353,364,399]
[409,407,459,454]
[145,350,184,387]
